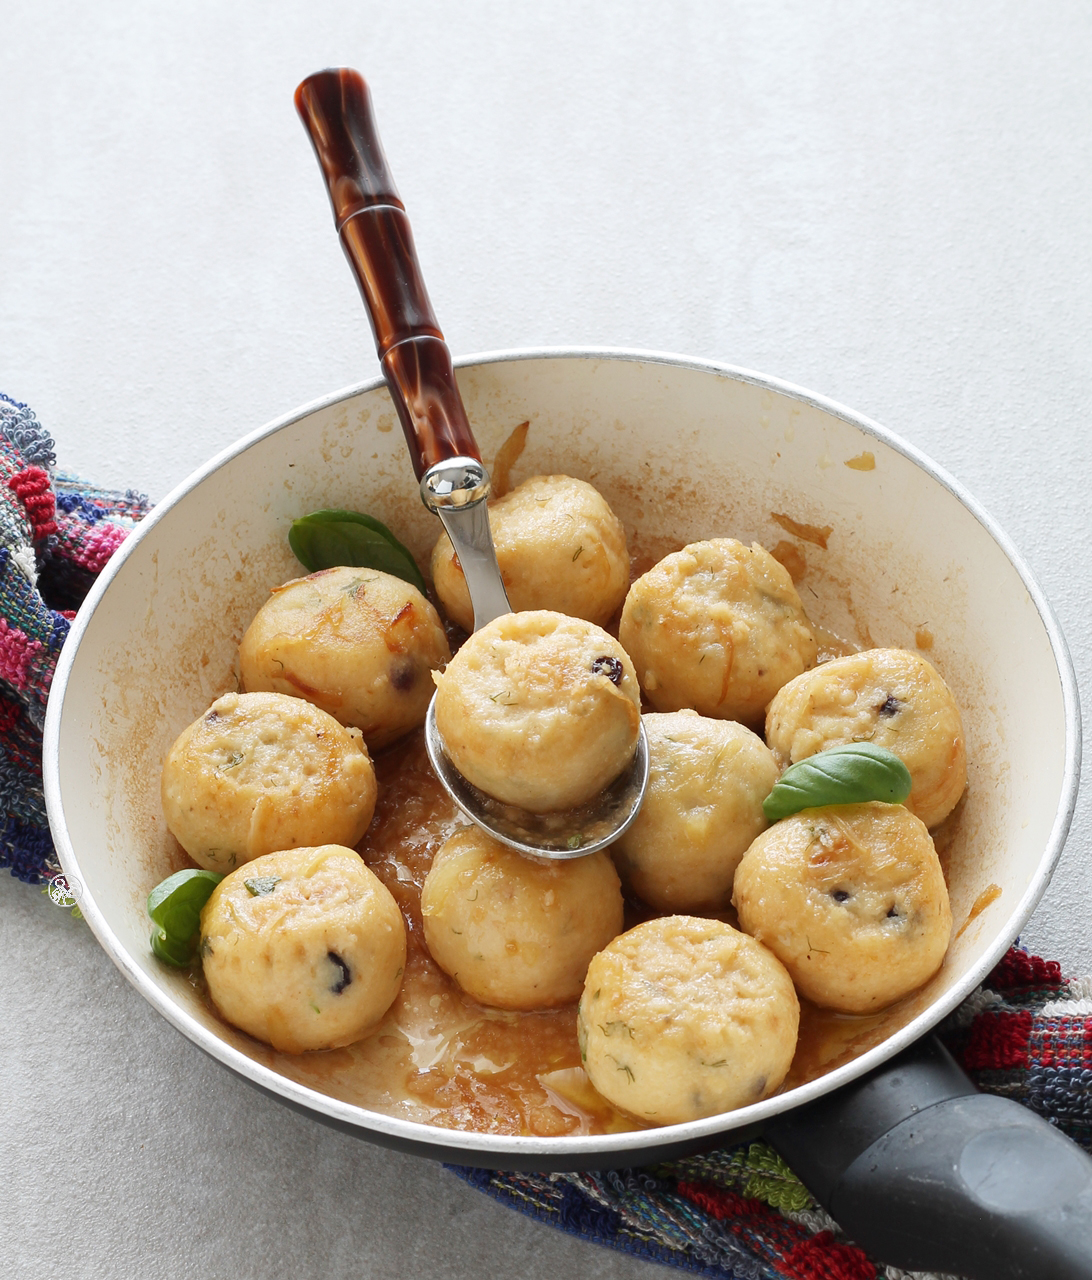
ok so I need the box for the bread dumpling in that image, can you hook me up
[239,566,451,750]
[420,826,623,1010]
[610,711,777,913]
[578,917,799,1124]
[200,845,406,1053]
[431,474,629,631]
[432,610,641,813]
[732,802,952,1013]
[764,648,966,828]
[161,691,377,872]
[618,539,817,725]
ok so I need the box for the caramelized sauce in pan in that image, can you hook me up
[955,882,1002,941]
[353,735,638,1136]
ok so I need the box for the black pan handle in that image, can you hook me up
[766,1035,1092,1279]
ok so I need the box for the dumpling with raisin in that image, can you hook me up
[200,845,406,1053]
[732,801,952,1013]
[239,566,451,750]
[432,610,641,813]
[764,648,966,828]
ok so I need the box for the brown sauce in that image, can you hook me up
[355,734,630,1135]
[785,1002,898,1088]
[770,540,807,582]
[770,511,834,549]
[955,882,1002,940]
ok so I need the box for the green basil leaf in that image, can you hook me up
[762,742,913,823]
[151,926,194,968]
[147,868,225,966]
[244,875,281,897]
[289,509,427,594]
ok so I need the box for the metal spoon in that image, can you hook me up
[295,68,648,859]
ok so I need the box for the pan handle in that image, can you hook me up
[294,67,480,479]
[766,1035,1092,1280]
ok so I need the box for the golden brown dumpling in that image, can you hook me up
[618,539,817,725]
[161,691,377,873]
[200,845,406,1053]
[239,566,450,750]
[420,826,623,1010]
[578,917,799,1124]
[432,611,641,812]
[610,711,778,913]
[764,648,966,828]
[732,802,952,1013]
[431,474,629,631]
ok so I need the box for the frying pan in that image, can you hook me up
[42,69,1090,1280]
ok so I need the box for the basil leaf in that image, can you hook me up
[151,926,194,968]
[244,875,280,897]
[762,743,913,822]
[147,868,224,966]
[289,509,427,594]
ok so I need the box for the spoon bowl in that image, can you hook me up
[424,699,650,858]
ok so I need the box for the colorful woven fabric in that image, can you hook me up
[0,392,149,885]
[3,393,1089,1280]
[450,947,1091,1280]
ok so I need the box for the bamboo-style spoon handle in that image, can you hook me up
[295,68,480,478]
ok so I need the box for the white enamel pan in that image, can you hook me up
[42,69,1090,1280]
[42,347,1087,1276]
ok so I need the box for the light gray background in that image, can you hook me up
[2,3,1090,1277]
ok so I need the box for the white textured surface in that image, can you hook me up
[2,2,1091,1276]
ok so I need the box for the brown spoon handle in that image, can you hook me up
[295,68,480,477]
